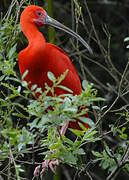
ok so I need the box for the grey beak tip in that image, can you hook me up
[89,48,93,55]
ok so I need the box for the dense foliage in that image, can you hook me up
[0,0,129,180]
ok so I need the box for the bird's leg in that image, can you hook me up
[33,153,58,176]
[33,121,69,177]
[60,121,69,135]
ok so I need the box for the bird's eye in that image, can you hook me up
[37,11,42,16]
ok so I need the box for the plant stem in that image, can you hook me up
[53,166,61,180]
[47,0,55,44]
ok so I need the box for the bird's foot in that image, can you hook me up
[33,122,69,177]
[34,155,60,176]
[60,121,69,135]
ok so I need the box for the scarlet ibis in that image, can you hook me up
[19,5,92,130]
[19,5,92,174]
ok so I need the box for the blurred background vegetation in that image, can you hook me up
[0,0,129,180]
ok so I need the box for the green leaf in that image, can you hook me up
[78,117,95,127]
[12,113,28,119]
[0,53,3,60]
[73,148,85,155]
[63,152,78,164]
[104,142,111,156]
[69,128,84,137]
[92,150,103,158]
[5,76,20,83]
[22,81,28,87]
[101,159,110,169]
[31,84,37,91]
[22,70,29,80]
[82,80,89,90]
[41,115,51,125]
[92,106,100,110]
[49,143,61,150]
[83,128,98,141]
[91,97,106,101]
[35,87,42,94]
[63,107,78,113]
[17,86,21,93]
[78,122,87,131]
[121,127,126,133]
[57,85,73,93]
[124,37,129,42]
[62,136,74,145]
[0,75,5,81]
[47,71,56,82]
[28,118,39,130]
[18,143,25,151]
[8,44,17,59]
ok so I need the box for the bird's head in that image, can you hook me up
[20,5,47,27]
[20,5,93,54]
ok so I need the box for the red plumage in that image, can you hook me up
[19,5,88,130]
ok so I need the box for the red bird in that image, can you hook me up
[19,5,92,130]
[19,5,92,175]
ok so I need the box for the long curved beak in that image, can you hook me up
[45,15,93,55]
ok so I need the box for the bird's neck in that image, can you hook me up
[22,23,46,47]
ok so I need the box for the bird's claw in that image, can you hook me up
[47,159,59,173]
[34,123,68,177]
[33,156,60,177]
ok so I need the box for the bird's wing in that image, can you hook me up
[45,43,82,95]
